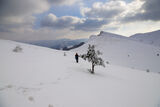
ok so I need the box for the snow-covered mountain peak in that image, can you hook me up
[89,35,97,39]
[97,31,127,39]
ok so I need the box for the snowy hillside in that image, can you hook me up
[73,31,160,73]
[0,39,160,107]
[130,30,160,47]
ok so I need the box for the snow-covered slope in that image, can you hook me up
[0,39,160,107]
[73,31,160,73]
[130,30,160,47]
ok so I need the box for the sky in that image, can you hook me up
[0,0,160,41]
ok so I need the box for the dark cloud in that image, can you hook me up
[122,0,160,22]
[141,0,160,20]
[0,0,48,18]
[41,13,107,31]
[48,0,78,5]
[0,0,76,19]
[0,0,49,32]
[0,0,78,32]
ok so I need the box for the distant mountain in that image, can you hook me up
[130,30,160,47]
[63,42,85,50]
[21,38,88,50]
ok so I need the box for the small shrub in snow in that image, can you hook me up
[48,104,54,107]
[6,85,13,88]
[128,54,130,57]
[81,44,105,74]
[157,54,159,56]
[106,61,109,64]
[13,45,22,52]
[146,69,150,72]
[28,96,34,102]
[140,39,143,42]
[64,52,66,56]
[150,41,154,44]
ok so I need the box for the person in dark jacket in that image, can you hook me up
[75,53,79,63]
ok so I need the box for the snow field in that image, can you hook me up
[0,39,160,107]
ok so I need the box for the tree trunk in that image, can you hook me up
[91,63,94,74]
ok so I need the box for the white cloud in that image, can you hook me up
[81,1,126,19]
[41,13,81,29]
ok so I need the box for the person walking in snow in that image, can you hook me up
[75,53,79,63]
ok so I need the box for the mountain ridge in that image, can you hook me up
[92,29,160,47]
[129,30,160,47]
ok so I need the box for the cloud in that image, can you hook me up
[80,0,160,23]
[139,0,160,21]
[0,0,80,32]
[1,0,160,41]
[41,13,81,29]
[0,16,35,33]
[122,0,160,22]
[48,0,80,6]
[0,0,49,17]
[41,13,107,31]
[74,18,107,31]
[0,27,95,41]
[81,1,126,19]
[0,0,50,32]
[0,0,79,19]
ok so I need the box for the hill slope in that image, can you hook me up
[130,30,160,47]
[73,31,160,72]
[0,39,160,107]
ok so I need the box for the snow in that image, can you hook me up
[0,39,160,107]
[130,30,160,47]
[73,31,160,73]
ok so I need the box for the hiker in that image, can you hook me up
[75,53,79,63]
